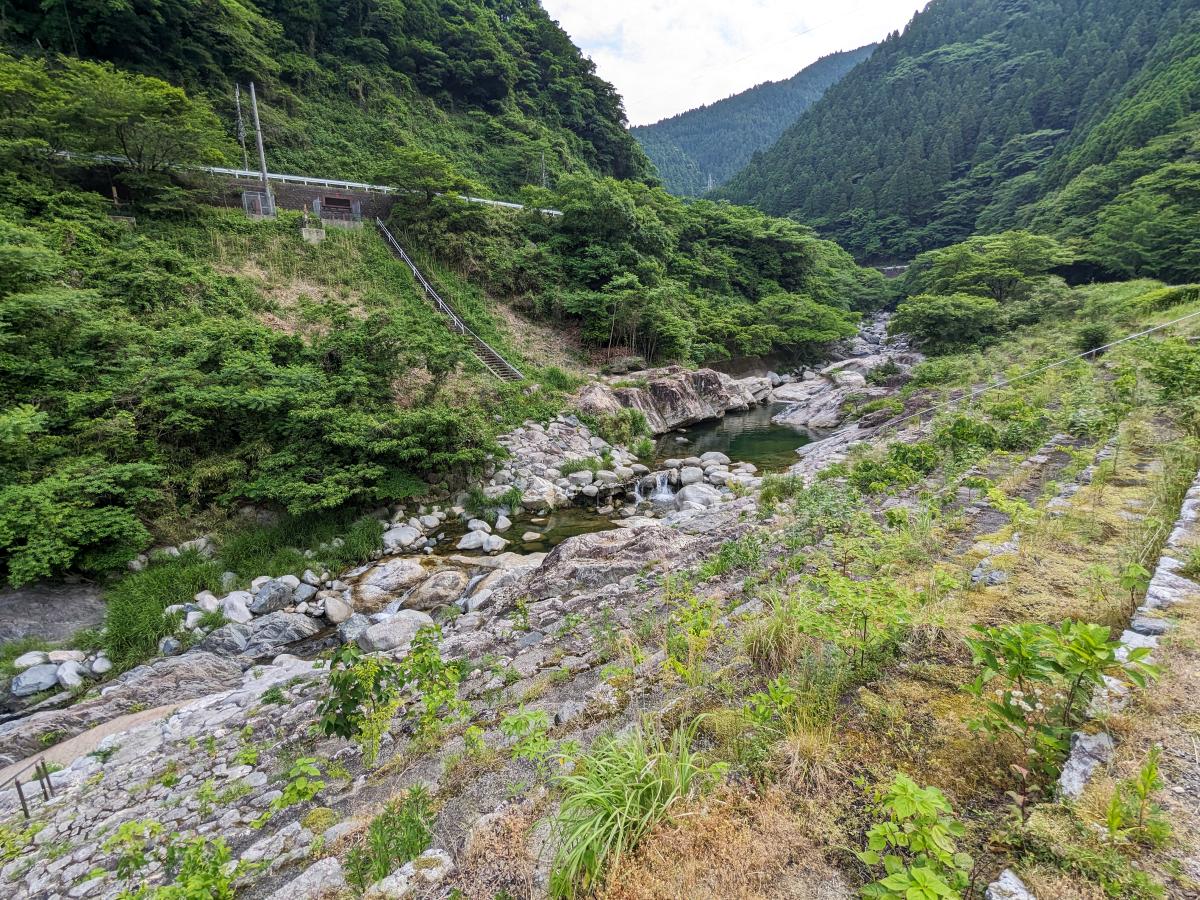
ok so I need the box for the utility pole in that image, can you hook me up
[540,150,547,189]
[234,84,249,171]
[248,81,274,215]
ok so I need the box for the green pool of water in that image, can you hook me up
[434,506,618,557]
[653,402,819,473]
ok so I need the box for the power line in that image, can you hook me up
[861,306,1200,437]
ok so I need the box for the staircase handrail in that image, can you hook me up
[374,218,524,380]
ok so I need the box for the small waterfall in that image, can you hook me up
[455,573,489,609]
[650,471,674,502]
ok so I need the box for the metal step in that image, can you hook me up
[373,219,524,382]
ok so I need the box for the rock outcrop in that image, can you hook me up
[576,366,770,435]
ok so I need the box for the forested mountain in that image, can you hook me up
[719,0,1200,281]
[632,46,874,196]
[0,2,887,587]
[1,0,651,191]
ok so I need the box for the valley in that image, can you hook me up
[0,1,1199,899]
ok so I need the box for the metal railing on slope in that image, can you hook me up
[374,218,525,382]
[1,757,56,820]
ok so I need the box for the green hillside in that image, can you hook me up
[718,0,1200,280]
[2,0,650,191]
[632,45,874,196]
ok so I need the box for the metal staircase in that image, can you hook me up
[374,218,524,382]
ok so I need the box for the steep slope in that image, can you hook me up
[719,0,1200,276]
[632,45,874,196]
[2,0,650,191]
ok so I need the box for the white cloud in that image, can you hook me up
[540,0,926,126]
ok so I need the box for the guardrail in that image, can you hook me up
[51,152,562,215]
[1,757,56,819]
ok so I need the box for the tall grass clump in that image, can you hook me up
[549,725,725,898]
[744,595,818,677]
[103,552,224,670]
[218,511,384,577]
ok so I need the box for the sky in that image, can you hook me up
[540,1,927,126]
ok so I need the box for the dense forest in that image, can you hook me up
[632,45,873,196]
[719,0,1200,280]
[1,0,651,190]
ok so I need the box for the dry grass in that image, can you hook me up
[452,806,538,900]
[603,786,848,900]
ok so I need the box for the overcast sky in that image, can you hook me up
[541,1,927,126]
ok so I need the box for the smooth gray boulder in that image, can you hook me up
[678,466,704,485]
[323,595,354,624]
[382,525,421,550]
[456,531,488,551]
[266,858,346,900]
[675,483,722,509]
[12,663,59,697]
[221,591,254,624]
[337,613,371,643]
[357,610,434,654]
[12,650,49,671]
[56,660,87,691]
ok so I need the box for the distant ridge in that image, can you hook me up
[632,45,875,196]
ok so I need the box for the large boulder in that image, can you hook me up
[11,663,59,697]
[523,527,699,601]
[455,531,488,551]
[520,476,569,510]
[196,623,253,656]
[249,579,294,615]
[676,482,723,509]
[243,612,322,658]
[221,591,254,624]
[406,570,469,611]
[577,367,769,435]
[322,595,354,624]
[382,525,422,552]
[354,558,429,608]
[357,610,435,654]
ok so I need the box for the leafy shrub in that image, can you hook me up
[965,620,1158,774]
[932,414,1000,456]
[0,458,160,586]
[346,788,433,892]
[1138,284,1200,312]
[866,358,902,385]
[759,474,805,506]
[844,442,939,494]
[1076,322,1114,354]
[856,774,973,899]
[549,726,725,898]
[317,627,465,764]
[1105,745,1171,847]
[696,533,764,579]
